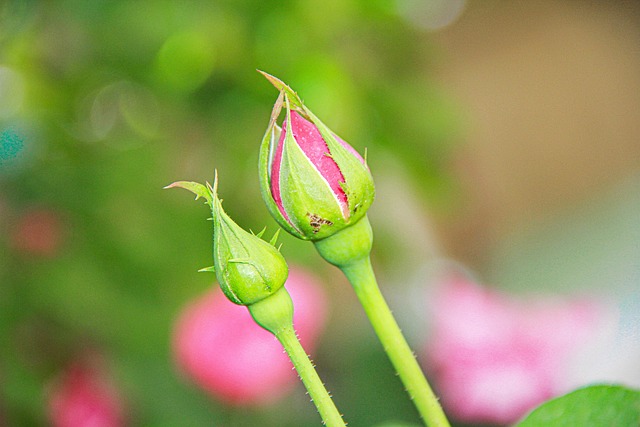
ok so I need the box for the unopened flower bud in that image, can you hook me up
[165,175,288,305]
[172,266,329,406]
[258,72,375,241]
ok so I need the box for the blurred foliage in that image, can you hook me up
[0,0,460,426]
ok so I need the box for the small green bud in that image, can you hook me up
[166,174,288,305]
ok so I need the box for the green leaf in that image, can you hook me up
[516,384,640,427]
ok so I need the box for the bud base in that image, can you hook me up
[313,216,373,268]
[247,286,294,335]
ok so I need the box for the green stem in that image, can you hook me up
[276,325,346,427]
[248,287,346,427]
[314,217,449,427]
[341,257,450,427]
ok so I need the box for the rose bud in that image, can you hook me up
[258,72,375,242]
[172,266,329,405]
[168,176,345,423]
[165,175,288,306]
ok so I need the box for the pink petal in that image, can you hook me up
[271,111,349,219]
[173,290,292,405]
[424,277,606,425]
[270,126,290,225]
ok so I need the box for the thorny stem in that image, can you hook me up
[248,287,346,427]
[341,257,450,427]
[314,217,450,427]
[276,325,347,427]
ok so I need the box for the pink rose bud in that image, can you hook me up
[47,358,126,427]
[172,266,329,405]
[258,72,375,241]
[423,277,604,425]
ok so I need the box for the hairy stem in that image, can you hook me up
[276,325,346,427]
[248,287,346,426]
[341,257,449,427]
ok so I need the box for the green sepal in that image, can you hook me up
[258,70,304,111]
[210,176,289,306]
[164,181,213,205]
[227,258,254,265]
[269,228,281,247]
[198,266,216,273]
[258,99,306,239]
[167,172,289,306]
[250,228,281,248]
[277,102,348,240]
[303,108,375,226]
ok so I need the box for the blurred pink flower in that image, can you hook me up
[11,208,64,257]
[424,277,604,425]
[47,358,126,427]
[172,266,329,406]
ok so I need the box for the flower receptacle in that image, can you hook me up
[247,286,294,336]
[313,215,373,269]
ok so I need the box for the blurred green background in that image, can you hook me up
[1,0,639,426]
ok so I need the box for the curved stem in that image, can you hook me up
[341,257,450,427]
[249,287,346,426]
[276,325,346,427]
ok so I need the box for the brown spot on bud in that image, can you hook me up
[307,213,333,233]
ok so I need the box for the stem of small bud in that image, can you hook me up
[248,288,347,427]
